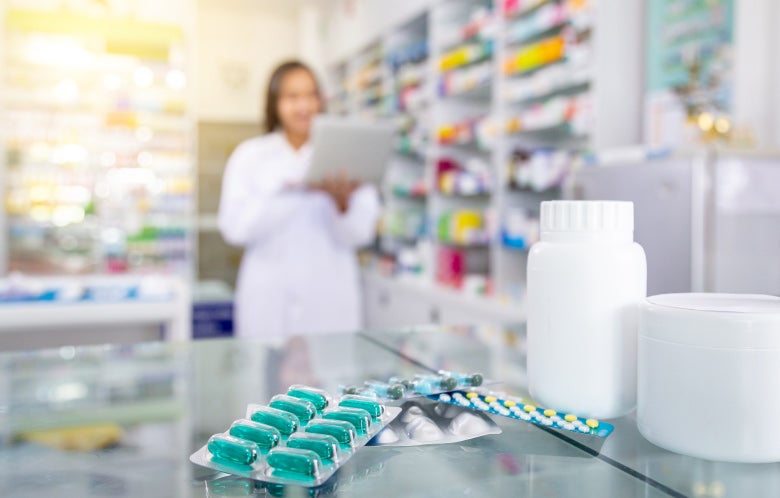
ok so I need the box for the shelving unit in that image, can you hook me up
[0,1,196,277]
[379,14,430,261]
[345,41,388,120]
[329,0,643,326]
[326,62,350,116]
[430,0,497,297]
[0,274,191,350]
[494,0,591,301]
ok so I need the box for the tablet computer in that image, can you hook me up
[307,115,395,185]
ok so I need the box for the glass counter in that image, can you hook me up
[0,327,775,497]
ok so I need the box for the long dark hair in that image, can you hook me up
[263,60,323,133]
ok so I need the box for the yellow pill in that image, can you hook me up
[564,414,578,423]
[503,400,517,408]
[523,405,536,413]
[465,392,479,399]
[586,419,599,429]
[484,396,497,403]
[543,409,556,417]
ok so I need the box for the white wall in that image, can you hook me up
[775,4,780,148]
[591,0,644,150]
[732,0,780,149]
[323,0,434,64]
[196,0,299,123]
[297,4,327,85]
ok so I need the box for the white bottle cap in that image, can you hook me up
[540,201,634,233]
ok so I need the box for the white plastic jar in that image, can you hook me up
[638,293,780,462]
[527,201,647,419]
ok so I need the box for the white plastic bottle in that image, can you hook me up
[527,201,647,419]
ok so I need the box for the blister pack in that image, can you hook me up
[431,389,615,438]
[341,370,486,400]
[370,398,501,447]
[190,385,401,487]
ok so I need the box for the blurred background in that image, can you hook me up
[0,0,778,346]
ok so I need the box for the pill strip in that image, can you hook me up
[341,370,488,400]
[190,387,401,487]
[431,390,615,438]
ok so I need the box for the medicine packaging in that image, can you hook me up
[341,370,485,400]
[370,398,501,447]
[433,390,614,438]
[190,385,401,487]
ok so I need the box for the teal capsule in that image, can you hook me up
[342,385,379,398]
[323,407,372,435]
[364,380,405,400]
[228,420,281,449]
[269,395,317,425]
[388,376,414,390]
[287,386,329,411]
[207,434,259,465]
[338,395,384,419]
[305,419,356,446]
[286,433,339,461]
[266,448,322,477]
[249,407,298,435]
[469,373,484,387]
[413,374,457,393]
[436,375,458,391]
[439,370,484,387]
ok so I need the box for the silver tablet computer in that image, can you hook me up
[307,115,395,185]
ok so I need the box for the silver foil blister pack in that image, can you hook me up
[369,398,501,447]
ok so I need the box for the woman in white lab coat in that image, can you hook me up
[218,61,380,338]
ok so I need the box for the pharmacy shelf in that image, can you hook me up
[329,0,643,314]
[0,3,197,278]
[441,80,493,100]
[0,275,191,351]
[362,268,526,326]
[436,191,492,199]
[504,0,554,20]
[501,243,530,253]
[436,241,491,250]
[389,190,428,201]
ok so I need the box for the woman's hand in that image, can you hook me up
[310,170,361,214]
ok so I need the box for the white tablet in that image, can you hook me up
[307,115,395,185]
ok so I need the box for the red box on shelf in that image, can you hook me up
[436,246,465,289]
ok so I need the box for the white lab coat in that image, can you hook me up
[218,132,380,338]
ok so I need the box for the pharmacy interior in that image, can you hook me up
[1,0,780,497]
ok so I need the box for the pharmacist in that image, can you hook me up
[218,61,380,338]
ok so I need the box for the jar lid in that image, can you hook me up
[540,201,633,233]
[641,293,780,349]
